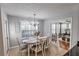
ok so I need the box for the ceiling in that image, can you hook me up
[0,3,79,20]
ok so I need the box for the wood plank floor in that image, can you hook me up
[7,41,68,56]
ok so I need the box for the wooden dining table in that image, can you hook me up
[22,36,48,56]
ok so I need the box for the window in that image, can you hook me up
[52,23,60,35]
[20,21,39,38]
[61,23,71,34]
[61,24,67,33]
[51,23,71,36]
[52,24,56,34]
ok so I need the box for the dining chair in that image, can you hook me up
[16,38,28,56]
[43,37,51,55]
[52,34,57,43]
[30,38,44,56]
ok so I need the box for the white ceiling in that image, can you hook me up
[0,3,79,20]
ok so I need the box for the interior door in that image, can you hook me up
[4,20,10,55]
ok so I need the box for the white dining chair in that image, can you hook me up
[30,39,44,56]
[16,38,28,56]
[43,37,51,55]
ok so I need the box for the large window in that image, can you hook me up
[52,23,60,35]
[52,24,56,34]
[52,23,71,36]
[61,23,71,34]
[20,21,39,38]
[61,24,67,33]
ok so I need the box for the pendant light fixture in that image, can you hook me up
[33,13,36,27]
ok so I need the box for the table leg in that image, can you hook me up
[28,44,30,56]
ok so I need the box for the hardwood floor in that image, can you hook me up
[8,41,68,56]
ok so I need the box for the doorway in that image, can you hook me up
[51,17,72,55]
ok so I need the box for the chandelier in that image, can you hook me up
[30,13,39,27]
[33,13,36,27]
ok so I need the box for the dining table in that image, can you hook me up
[22,36,48,56]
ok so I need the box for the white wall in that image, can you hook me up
[77,7,79,42]
[0,7,4,56]
[38,20,44,36]
[44,8,79,48]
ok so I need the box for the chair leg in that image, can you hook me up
[31,50,32,54]
[42,45,44,56]
[35,52,37,56]
[44,48,45,56]
[42,49,44,56]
